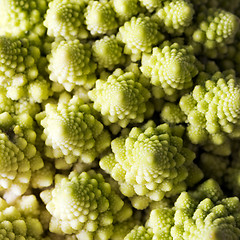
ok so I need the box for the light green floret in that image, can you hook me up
[124,226,153,240]
[44,0,88,40]
[92,35,124,70]
[111,0,140,22]
[84,0,118,36]
[0,36,40,81]
[153,0,194,35]
[147,179,240,240]
[191,8,239,57]
[40,94,111,164]
[0,197,44,239]
[0,36,53,102]
[0,0,47,37]
[118,16,164,61]
[28,76,53,103]
[41,170,132,240]
[88,69,152,130]
[0,129,31,202]
[0,95,45,202]
[141,41,199,97]
[139,0,163,12]
[47,39,97,92]
[179,71,240,145]
[100,123,202,209]
[161,102,186,124]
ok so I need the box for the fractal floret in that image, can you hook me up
[111,0,140,22]
[0,197,43,239]
[141,41,199,97]
[147,179,240,239]
[191,8,240,57]
[179,70,240,145]
[88,68,152,130]
[92,35,124,70]
[40,94,111,164]
[0,0,47,37]
[43,0,88,40]
[153,0,194,35]
[41,170,132,240]
[139,0,162,12]
[84,0,118,36]
[0,129,32,201]
[0,94,45,202]
[124,226,154,240]
[100,122,202,209]
[118,16,164,61]
[0,36,53,102]
[47,39,97,91]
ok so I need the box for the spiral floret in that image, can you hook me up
[124,226,154,240]
[0,0,47,37]
[192,8,239,57]
[84,0,118,36]
[112,0,140,22]
[92,35,123,70]
[153,0,194,35]
[179,71,240,145]
[139,0,163,12]
[118,16,164,61]
[88,69,152,128]
[0,36,53,102]
[40,95,111,164]
[147,179,240,240]
[43,0,88,40]
[141,41,199,96]
[47,39,97,91]
[41,170,132,240]
[100,123,201,209]
[0,197,43,239]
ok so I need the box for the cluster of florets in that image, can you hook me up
[0,0,240,240]
[41,170,133,240]
[100,122,202,209]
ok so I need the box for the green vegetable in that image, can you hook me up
[100,122,202,209]
[146,180,240,239]
[0,0,240,239]
[41,170,132,240]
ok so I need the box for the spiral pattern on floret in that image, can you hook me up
[141,42,199,96]
[179,71,240,144]
[153,0,194,35]
[84,0,118,35]
[47,39,96,91]
[44,0,88,40]
[0,0,47,37]
[100,123,199,209]
[88,69,151,128]
[43,170,131,239]
[92,35,123,70]
[41,95,111,163]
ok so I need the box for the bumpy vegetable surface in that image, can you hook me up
[1,0,240,239]
[40,94,111,164]
[100,123,202,209]
[88,68,152,129]
[146,179,240,239]
[41,170,132,240]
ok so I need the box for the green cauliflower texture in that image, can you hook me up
[100,122,202,209]
[41,170,132,240]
